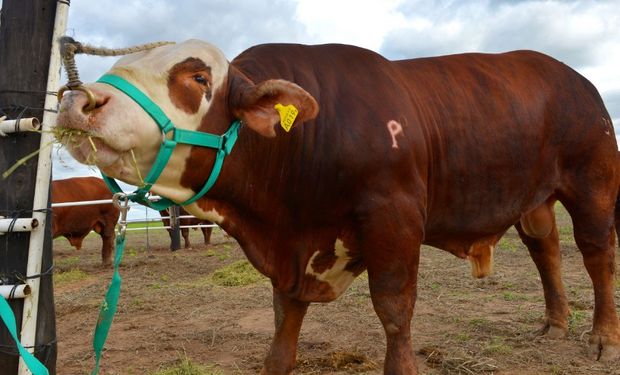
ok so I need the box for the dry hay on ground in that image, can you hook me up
[53,206,620,374]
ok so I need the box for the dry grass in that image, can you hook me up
[150,356,224,375]
[52,205,620,374]
[1,127,93,179]
[54,268,89,285]
[210,260,266,287]
[53,127,100,164]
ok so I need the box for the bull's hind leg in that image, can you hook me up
[516,199,569,338]
[261,288,309,375]
[182,228,191,248]
[561,188,620,361]
[202,226,213,245]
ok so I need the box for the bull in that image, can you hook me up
[55,40,619,374]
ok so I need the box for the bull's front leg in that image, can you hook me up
[261,288,309,375]
[362,208,423,374]
[100,227,115,267]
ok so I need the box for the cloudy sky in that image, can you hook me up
[24,0,619,217]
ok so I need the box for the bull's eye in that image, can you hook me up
[193,74,208,86]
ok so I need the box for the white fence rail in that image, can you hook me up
[50,198,216,232]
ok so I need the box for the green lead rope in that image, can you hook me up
[0,64,241,375]
[91,230,126,375]
[0,297,50,375]
[92,73,241,374]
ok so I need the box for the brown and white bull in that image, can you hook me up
[56,40,620,374]
[51,176,120,266]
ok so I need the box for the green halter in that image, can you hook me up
[96,74,240,210]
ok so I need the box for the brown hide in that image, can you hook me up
[207,46,619,370]
[207,47,616,289]
[158,207,213,248]
[56,42,620,373]
[51,176,119,265]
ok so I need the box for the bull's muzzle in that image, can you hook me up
[58,85,97,112]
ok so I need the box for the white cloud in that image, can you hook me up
[295,0,407,50]
[50,0,620,187]
[67,0,307,58]
[380,0,620,134]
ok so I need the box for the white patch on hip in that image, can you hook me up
[305,239,356,297]
[387,120,403,149]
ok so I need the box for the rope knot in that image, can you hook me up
[58,37,175,110]
[59,36,84,88]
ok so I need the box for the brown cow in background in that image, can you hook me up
[159,206,213,249]
[51,176,119,266]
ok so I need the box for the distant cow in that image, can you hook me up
[58,40,620,373]
[51,177,119,266]
[159,206,213,248]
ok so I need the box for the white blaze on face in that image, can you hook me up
[95,40,229,198]
[108,39,228,132]
[305,239,357,297]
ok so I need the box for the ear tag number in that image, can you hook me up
[274,103,299,132]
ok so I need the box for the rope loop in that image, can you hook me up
[58,37,175,110]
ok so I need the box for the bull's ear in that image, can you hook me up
[229,71,319,137]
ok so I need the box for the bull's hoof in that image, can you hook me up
[545,325,567,339]
[536,321,567,339]
[589,333,620,362]
[101,260,112,268]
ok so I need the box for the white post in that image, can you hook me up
[18,1,69,374]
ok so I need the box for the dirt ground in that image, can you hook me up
[52,206,620,374]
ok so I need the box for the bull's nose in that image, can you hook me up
[60,86,110,114]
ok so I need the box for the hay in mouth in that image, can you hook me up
[2,128,100,179]
[3,126,146,189]
[54,127,146,187]
[53,127,101,164]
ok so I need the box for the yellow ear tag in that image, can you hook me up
[274,103,299,132]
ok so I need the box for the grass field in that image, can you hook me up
[52,204,620,374]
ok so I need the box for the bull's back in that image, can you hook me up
[233,45,615,235]
[392,51,616,239]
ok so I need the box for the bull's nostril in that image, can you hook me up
[82,93,111,114]
[60,86,109,114]
[77,86,98,113]
[93,95,110,111]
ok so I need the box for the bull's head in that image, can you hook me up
[56,39,318,203]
